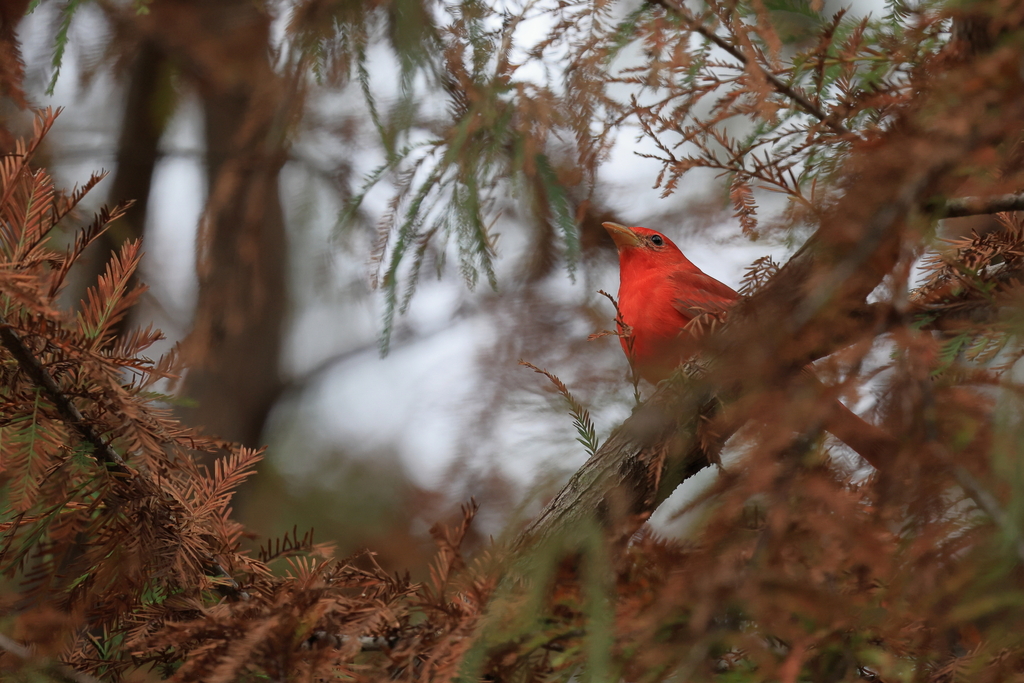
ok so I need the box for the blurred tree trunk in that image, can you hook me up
[168,0,293,448]
[99,0,294,448]
[0,0,28,138]
[76,39,170,305]
[106,40,169,252]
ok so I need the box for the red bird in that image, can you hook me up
[603,222,736,383]
[602,221,895,468]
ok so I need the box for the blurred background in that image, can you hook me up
[8,0,831,574]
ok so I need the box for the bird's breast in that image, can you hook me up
[616,271,694,383]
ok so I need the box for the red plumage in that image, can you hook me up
[604,223,736,383]
[602,221,898,470]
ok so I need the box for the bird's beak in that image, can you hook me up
[602,222,641,249]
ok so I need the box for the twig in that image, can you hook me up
[647,0,851,136]
[949,464,1024,562]
[0,633,104,683]
[0,317,255,600]
[940,191,1024,218]
[646,0,1024,220]
[513,384,723,552]
[0,314,132,476]
[596,289,642,406]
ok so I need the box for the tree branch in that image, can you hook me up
[647,0,852,136]
[0,314,254,606]
[939,191,1024,218]
[644,0,1024,221]
[0,315,131,476]
[514,386,722,552]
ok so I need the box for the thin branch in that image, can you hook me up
[0,315,255,606]
[0,633,103,683]
[0,314,132,476]
[514,386,724,552]
[919,377,1024,564]
[647,0,852,136]
[646,0,1020,219]
[940,191,1024,218]
[949,462,1024,563]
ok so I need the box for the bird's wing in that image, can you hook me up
[669,269,739,320]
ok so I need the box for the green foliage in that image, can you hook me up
[520,360,601,458]
[46,0,84,96]
[535,153,581,279]
[326,0,594,350]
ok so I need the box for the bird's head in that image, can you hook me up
[602,222,688,268]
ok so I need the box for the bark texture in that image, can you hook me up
[135,0,296,447]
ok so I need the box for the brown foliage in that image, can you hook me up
[0,111,267,677]
[9,0,1024,680]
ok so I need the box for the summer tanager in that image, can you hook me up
[603,221,895,468]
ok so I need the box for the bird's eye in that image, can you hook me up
[650,234,664,246]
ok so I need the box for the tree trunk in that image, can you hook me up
[74,39,170,317]
[107,39,168,249]
[172,0,293,448]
